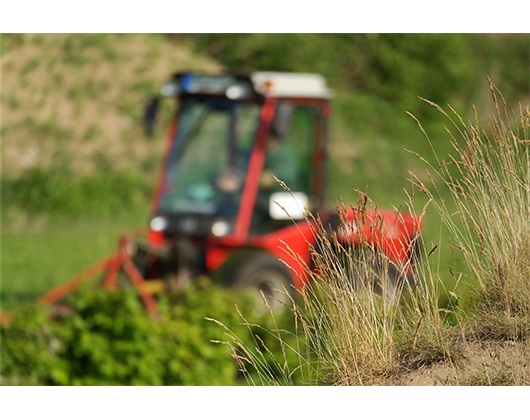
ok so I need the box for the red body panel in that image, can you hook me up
[337,207,422,272]
[205,220,318,290]
[233,98,277,239]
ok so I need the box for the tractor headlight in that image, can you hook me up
[225,84,248,100]
[160,80,180,97]
[150,216,168,232]
[211,220,231,237]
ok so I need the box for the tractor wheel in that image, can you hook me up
[231,252,295,313]
[333,244,404,298]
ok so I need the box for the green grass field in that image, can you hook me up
[1,212,148,311]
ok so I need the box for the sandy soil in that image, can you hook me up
[388,338,529,386]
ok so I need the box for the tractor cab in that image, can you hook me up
[148,72,330,239]
[142,72,333,296]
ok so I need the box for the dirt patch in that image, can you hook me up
[387,338,530,386]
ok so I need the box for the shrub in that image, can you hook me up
[0,305,69,385]
[0,280,299,385]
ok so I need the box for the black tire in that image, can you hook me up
[232,252,295,312]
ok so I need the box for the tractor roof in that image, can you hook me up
[161,72,331,100]
[251,72,331,99]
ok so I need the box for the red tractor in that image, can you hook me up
[41,71,422,315]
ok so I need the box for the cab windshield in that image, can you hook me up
[159,97,261,216]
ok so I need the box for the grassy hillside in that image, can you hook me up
[1,34,221,179]
[2,34,527,204]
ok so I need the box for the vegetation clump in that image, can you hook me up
[411,83,530,342]
[0,280,298,385]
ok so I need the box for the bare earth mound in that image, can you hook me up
[389,338,529,386]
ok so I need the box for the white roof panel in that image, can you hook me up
[251,72,331,99]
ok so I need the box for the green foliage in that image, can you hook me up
[1,168,152,220]
[188,34,527,119]
[0,305,69,385]
[0,280,301,385]
[165,278,308,385]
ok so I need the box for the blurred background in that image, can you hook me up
[0,33,529,385]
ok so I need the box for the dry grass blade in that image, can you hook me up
[419,84,530,341]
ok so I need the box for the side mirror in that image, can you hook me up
[269,192,309,220]
[143,96,160,136]
[270,101,293,139]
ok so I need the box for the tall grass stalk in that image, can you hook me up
[299,219,403,385]
[207,296,313,385]
[298,198,463,384]
[409,81,530,340]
